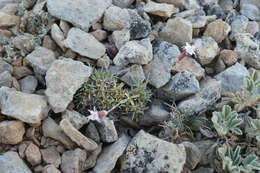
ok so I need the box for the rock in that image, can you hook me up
[193,167,214,173]
[103,6,131,31]
[103,7,151,39]
[193,37,219,65]
[204,19,231,43]
[43,164,61,173]
[182,142,201,169]
[62,110,88,130]
[219,49,238,66]
[96,117,118,143]
[214,63,249,95]
[159,71,200,101]
[123,9,152,40]
[51,23,65,51]
[61,148,87,173]
[13,66,33,80]
[144,1,179,17]
[45,58,92,113]
[194,140,216,165]
[47,0,112,30]
[96,54,111,69]
[90,29,107,41]
[143,40,180,88]
[85,144,102,169]
[186,15,216,28]
[0,120,25,144]
[229,15,249,40]
[182,0,200,9]
[0,71,12,87]
[0,87,48,124]
[0,59,13,74]
[246,21,259,36]
[121,130,186,173]
[112,0,134,8]
[64,28,106,60]
[0,11,19,27]
[215,57,226,73]
[219,0,233,10]
[93,135,130,173]
[178,77,221,115]
[25,47,56,75]
[140,99,170,126]
[172,56,205,80]
[19,75,38,94]
[159,17,192,47]
[85,122,100,143]
[112,30,130,49]
[113,38,152,66]
[12,34,34,51]
[234,34,260,70]
[42,117,75,149]
[43,35,57,51]
[156,0,184,9]
[60,119,98,151]
[41,147,61,168]
[205,2,225,19]
[0,151,32,173]
[120,65,145,86]
[25,143,42,166]
[240,3,260,21]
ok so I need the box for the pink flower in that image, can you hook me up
[176,43,196,62]
[87,107,108,123]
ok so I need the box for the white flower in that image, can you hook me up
[183,43,196,56]
[87,107,101,122]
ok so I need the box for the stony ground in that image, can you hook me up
[0,0,260,173]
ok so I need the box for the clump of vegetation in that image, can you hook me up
[231,70,260,112]
[163,105,206,142]
[211,105,243,137]
[218,145,260,173]
[246,119,260,147]
[73,69,151,120]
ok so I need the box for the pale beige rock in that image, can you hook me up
[43,164,61,173]
[0,12,19,27]
[144,0,179,17]
[60,119,98,151]
[61,148,87,173]
[59,20,70,36]
[41,147,61,168]
[25,46,56,75]
[51,23,65,50]
[172,56,205,79]
[159,17,192,46]
[45,58,92,113]
[204,19,231,43]
[64,27,106,60]
[219,49,238,66]
[112,30,130,49]
[0,87,48,124]
[42,117,75,149]
[0,120,25,144]
[90,29,107,41]
[25,143,42,166]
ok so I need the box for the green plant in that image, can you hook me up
[212,105,242,137]
[232,70,260,111]
[218,145,241,173]
[164,105,205,140]
[218,145,260,173]
[73,69,151,120]
[247,119,260,144]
